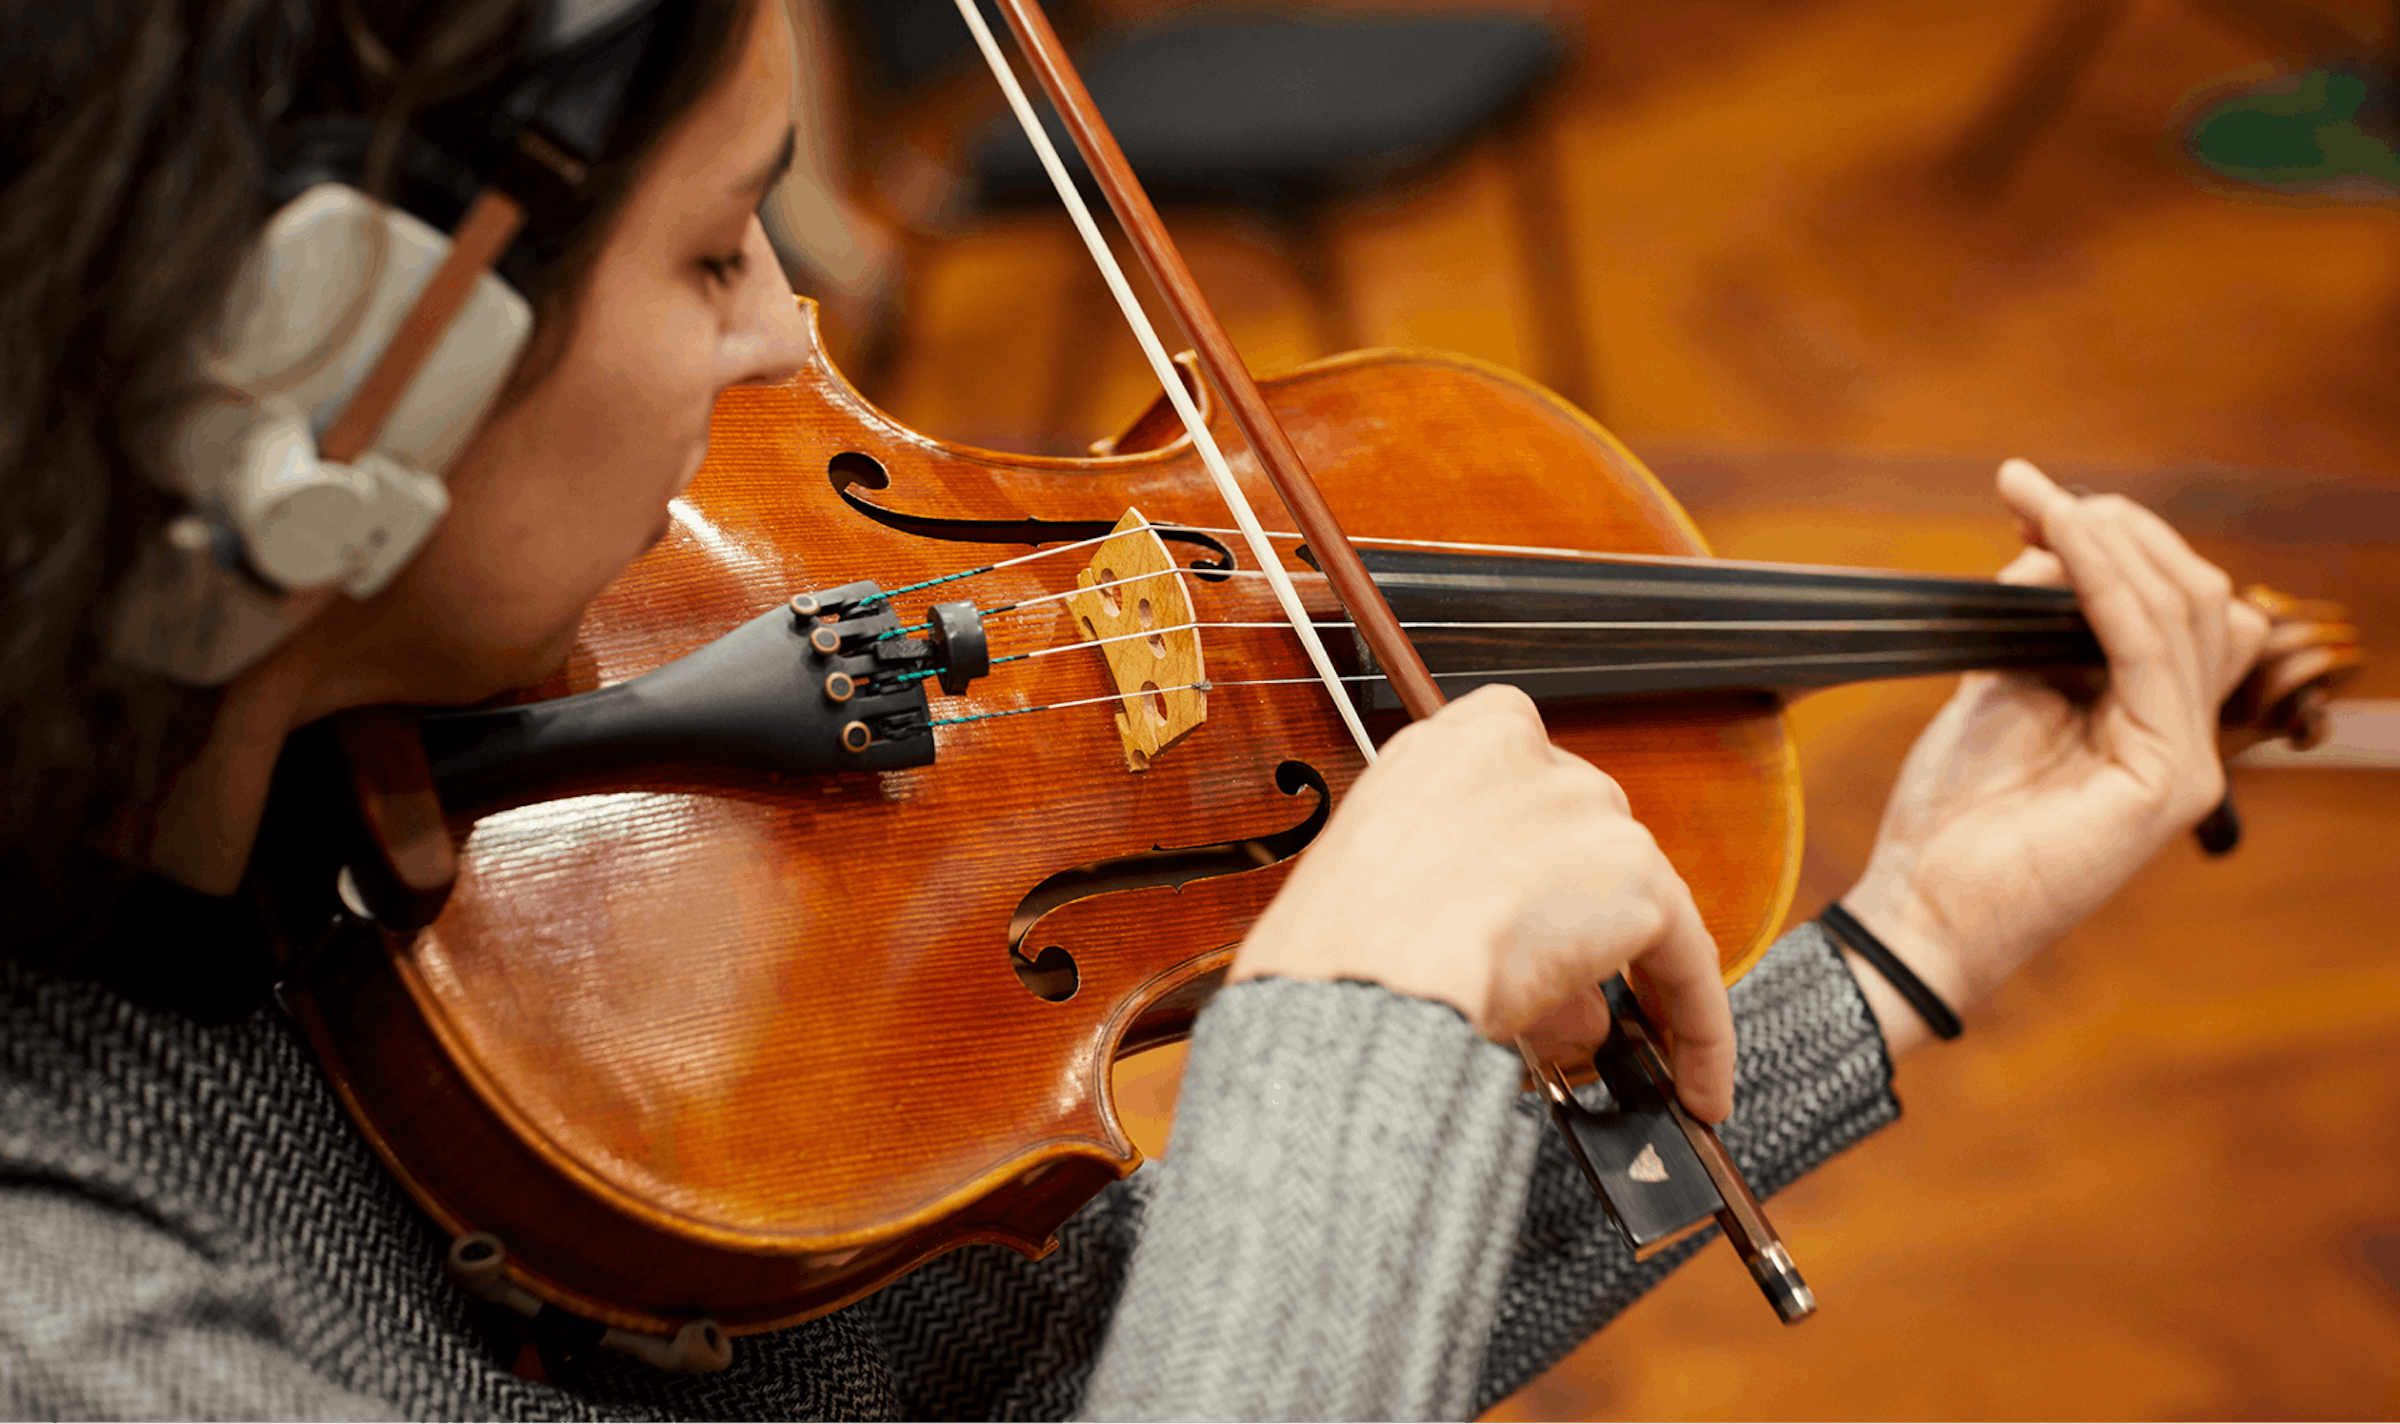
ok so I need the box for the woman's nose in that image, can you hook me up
[722,216,814,388]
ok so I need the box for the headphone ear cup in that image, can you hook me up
[120,185,528,682]
[184,188,522,596]
[223,399,376,591]
[342,450,451,599]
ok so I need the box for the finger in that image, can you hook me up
[2001,465,2221,749]
[1431,682,1554,765]
[1440,681,1542,726]
[2013,479,2198,757]
[1518,981,1615,1063]
[2108,500,2241,704]
[2005,463,2221,695]
[1996,546,2066,588]
[1543,743,1633,816]
[2222,593,2271,703]
[2077,496,2217,751]
[1626,880,1736,1123]
[1996,457,2075,539]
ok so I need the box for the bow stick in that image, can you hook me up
[960,0,1813,1324]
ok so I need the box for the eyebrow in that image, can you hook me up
[736,126,798,201]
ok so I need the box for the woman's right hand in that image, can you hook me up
[1228,684,1738,1122]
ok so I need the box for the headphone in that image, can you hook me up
[110,0,706,685]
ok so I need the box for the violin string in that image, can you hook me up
[866,532,2077,708]
[869,526,1151,605]
[1156,524,1725,566]
[1091,616,2085,636]
[869,525,1629,618]
[852,502,2073,687]
[877,589,2082,703]
[859,507,2061,652]
[867,527,1711,612]
[879,559,2074,646]
[882,620,1213,685]
[928,686,1205,728]
[876,566,1193,642]
[891,611,2086,683]
[901,609,2079,706]
[858,506,2051,634]
[929,637,2091,731]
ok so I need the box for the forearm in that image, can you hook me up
[1086,924,1899,1421]
[869,925,1899,1422]
[857,980,1533,1422]
[1078,979,1538,1422]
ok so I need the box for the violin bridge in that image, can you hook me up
[1067,508,1206,771]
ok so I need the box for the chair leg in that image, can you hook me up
[1039,224,1129,455]
[1277,206,1361,359]
[1499,105,1599,417]
[1940,0,2134,198]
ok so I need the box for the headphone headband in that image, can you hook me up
[270,0,690,294]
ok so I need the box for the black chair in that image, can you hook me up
[966,10,1583,420]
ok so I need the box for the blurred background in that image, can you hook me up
[770,0,2400,1416]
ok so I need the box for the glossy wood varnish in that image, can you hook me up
[309,309,1800,1334]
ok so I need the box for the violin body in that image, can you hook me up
[289,309,1804,1335]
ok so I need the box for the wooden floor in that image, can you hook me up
[831,0,2400,1416]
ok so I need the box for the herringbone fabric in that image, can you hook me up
[851,1177,1150,1420]
[0,955,893,1420]
[1075,982,1538,1420]
[0,924,1894,1420]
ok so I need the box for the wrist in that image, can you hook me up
[1830,874,1972,1058]
[1836,872,1972,1005]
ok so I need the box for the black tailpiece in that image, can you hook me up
[420,582,985,809]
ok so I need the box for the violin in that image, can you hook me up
[264,317,2360,1344]
[257,0,2361,1367]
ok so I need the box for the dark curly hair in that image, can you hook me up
[0,0,748,871]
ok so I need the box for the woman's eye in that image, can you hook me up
[699,250,748,287]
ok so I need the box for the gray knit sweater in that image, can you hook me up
[0,925,1895,1420]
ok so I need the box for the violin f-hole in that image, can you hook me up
[1005,760,1330,1003]
[825,450,1236,578]
[1011,945,1079,1002]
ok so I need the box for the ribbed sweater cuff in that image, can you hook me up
[1078,978,1538,1422]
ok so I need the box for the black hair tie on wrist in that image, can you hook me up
[1819,900,1964,1041]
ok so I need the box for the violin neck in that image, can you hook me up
[1349,548,2099,709]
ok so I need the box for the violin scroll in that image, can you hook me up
[2222,586,2364,754]
[2193,586,2365,857]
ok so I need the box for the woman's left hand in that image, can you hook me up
[1837,459,2272,1055]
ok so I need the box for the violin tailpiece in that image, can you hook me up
[1067,509,1207,771]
